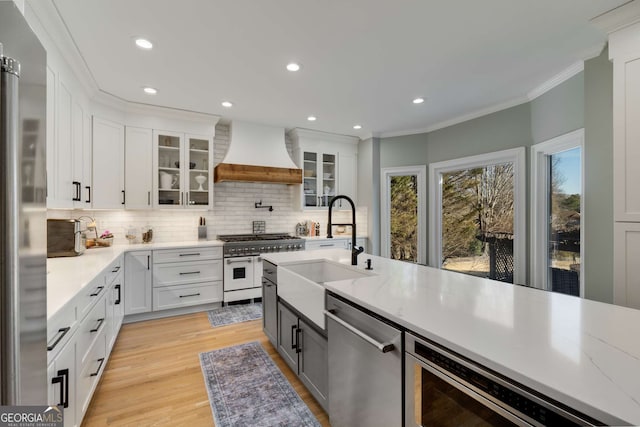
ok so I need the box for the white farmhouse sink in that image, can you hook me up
[277,259,376,330]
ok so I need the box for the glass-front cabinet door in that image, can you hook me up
[156,131,183,207]
[154,131,213,209]
[186,136,210,206]
[302,150,336,208]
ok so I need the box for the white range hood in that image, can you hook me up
[214,121,302,184]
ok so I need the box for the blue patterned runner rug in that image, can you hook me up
[199,341,321,427]
[207,302,262,327]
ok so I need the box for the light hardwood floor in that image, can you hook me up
[82,312,330,426]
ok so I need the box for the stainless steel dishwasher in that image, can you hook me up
[325,293,403,427]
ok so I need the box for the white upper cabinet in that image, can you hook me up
[45,62,92,209]
[153,130,213,209]
[289,129,359,210]
[92,117,125,209]
[124,127,153,209]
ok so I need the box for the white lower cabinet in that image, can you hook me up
[48,335,77,427]
[47,254,122,427]
[151,247,223,311]
[124,251,152,315]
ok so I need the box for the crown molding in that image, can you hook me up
[591,0,640,34]
[527,60,585,101]
[26,0,99,97]
[378,95,530,138]
[287,127,360,144]
[379,56,592,140]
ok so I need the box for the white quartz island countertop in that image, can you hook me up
[47,240,223,320]
[263,249,640,426]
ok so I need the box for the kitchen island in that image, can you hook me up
[263,249,640,426]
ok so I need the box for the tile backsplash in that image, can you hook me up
[47,124,367,244]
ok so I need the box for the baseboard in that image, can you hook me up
[123,302,222,324]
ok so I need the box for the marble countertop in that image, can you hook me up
[263,249,640,426]
[47,240,223,319]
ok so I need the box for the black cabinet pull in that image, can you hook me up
[264,269,274,275]
[179,293,200,298]
[85,185,91,203]
[112,266,120,273]
[147,255,150,270]
[72,181,81,201]
[296,328,302,354]
[115,284,121,305]
[148,191,151,206]
[121,190,126,205]
[90,358,105,377]
[90,318,105,333]
[179,252,200,257]
[47,326,71,351]
[51,368,69,408]
[89,286,104,297]
[179,271,200,275]
[291,324,297,350]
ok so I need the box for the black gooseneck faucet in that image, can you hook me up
[327,195,364,266]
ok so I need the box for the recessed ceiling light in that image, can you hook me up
[134,38,153,50]
[221,101,233,108]
[413,97,425,104]
[307,116,317,121]
[287,63,301,72]
[353,125,362,130]
[143,87,157,95]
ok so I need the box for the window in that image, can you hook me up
[381,166,426,264]
[531,129,584,296]
[429,148,526,284]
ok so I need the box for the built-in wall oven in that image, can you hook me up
[405,332,603,427]
[218,233,304,303]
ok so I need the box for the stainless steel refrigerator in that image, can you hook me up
[1,1,48,405]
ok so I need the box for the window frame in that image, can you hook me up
[380,165,427,265]
[428,147,526,285]
[530,129,585,295]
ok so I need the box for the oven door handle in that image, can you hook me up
[226,258,253,264]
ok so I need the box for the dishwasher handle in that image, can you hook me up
[324,309,395,353]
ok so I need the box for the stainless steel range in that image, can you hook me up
[217,233,305,303]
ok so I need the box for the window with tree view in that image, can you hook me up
[390,175,418,262]
[548,147,581,296]
[441,163,515,283]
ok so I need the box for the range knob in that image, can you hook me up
[296,244,303,249]
[229,248,236,254]
[287,245,292,250]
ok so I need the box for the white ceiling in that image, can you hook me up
[52,0,627,139]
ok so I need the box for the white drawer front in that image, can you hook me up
[76,296,107,365]
[153,246,222,263]
[153,259,222,287]
[104,256,123,286]
[306,240,342,250]
[76,275,107,322]
[153,281,222,311]
[47,301,77,362]
[77,332,106,416]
